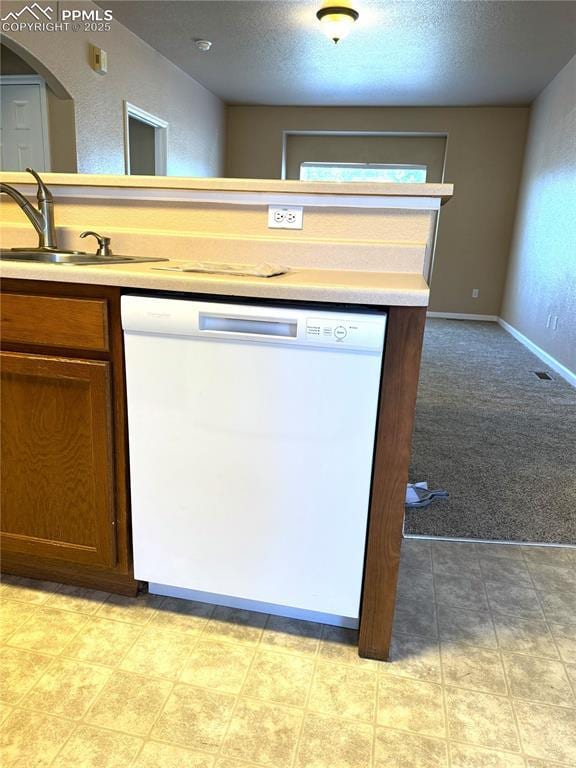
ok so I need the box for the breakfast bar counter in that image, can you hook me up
[0,260,429,306]
[1,173,452,660]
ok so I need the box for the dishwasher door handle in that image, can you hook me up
[198,313,298,338]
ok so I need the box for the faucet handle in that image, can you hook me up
[80,231,113,257]
[25,168,53,203]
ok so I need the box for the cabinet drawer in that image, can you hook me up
[1,293,109,351]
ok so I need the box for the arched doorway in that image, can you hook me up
[0,37,77,172]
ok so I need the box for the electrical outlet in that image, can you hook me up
[472,288,479,298]
[268,205,303,229]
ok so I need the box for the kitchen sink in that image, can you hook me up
[0,249,169,266]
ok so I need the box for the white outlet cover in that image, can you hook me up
[268,205,303,229]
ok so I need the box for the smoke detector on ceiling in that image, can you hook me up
[195,39,212,52]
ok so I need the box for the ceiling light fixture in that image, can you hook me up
[316,5,359,44]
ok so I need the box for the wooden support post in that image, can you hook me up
[358,305,427,660]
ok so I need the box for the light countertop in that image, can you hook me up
[0,172,454,204]
[0,260,429,306]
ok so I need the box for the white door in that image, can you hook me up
[0,78,50,171]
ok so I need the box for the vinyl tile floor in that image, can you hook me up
[1,539,575,767]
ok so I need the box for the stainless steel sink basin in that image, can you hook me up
[0,249,169,265]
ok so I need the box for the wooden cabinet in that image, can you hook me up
[1,279,137,595]
[0,277,426,658]
[1,353,116,567]
[1,293,109,351]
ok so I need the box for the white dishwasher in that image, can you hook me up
[122,296,386,627]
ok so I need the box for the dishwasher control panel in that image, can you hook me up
[305,317,385,350]
[122,296,386,353]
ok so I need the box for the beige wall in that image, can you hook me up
[226,106,530,314]
[2,0,225,176]
[501,56,576,374]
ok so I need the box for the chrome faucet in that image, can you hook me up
[0,168,58,250]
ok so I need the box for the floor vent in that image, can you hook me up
[534,371,553,380]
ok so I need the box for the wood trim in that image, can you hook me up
[107,282,133,574]
[1,552,138,596]
[1,278,119,300]
[0,340,110,360]
[358,305,427,660]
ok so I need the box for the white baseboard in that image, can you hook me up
[427,312,499,321]
[425,312,575,387]
[498,318,576,388]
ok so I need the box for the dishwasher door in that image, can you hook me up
[122,296,386,627]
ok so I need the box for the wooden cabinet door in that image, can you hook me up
[1,352,117,567]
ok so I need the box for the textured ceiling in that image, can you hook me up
[97,1,576,106]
